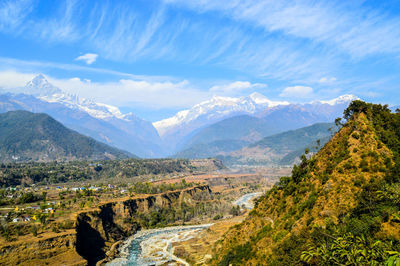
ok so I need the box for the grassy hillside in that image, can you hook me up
[0,110,133,162]
[212,101,400,265]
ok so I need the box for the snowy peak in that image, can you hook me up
[25,74,62,96]
[23,75,130,122]
[153,93,289,137]
[249,92,269,104]
[314,94,360,106]
[153,93,360,138]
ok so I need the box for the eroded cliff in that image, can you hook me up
[0,185,212,265]
[76,185,212,264]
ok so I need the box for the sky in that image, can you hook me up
[0,0,399,121]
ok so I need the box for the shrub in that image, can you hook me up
[352,132,360,139]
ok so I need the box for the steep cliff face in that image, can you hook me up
[75,185,212,264]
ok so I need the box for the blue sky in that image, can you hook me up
[0,0,399,121]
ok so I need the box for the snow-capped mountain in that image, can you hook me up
[26,75,133,121]
[25,74,63,96]
[311,94,360,106]
[154,92,359,153]
[154,92,289,136]
[0,75,165,157]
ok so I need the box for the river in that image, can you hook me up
[108,192,262,265]
[108,224,212,265]
[233,192,262,209]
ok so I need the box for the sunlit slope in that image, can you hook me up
[212,101,400,265]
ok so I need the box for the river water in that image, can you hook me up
[233,192,262,209]
[108,192,262,265]
[108,224,212,266]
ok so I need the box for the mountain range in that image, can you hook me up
[0,75,360,161]
[170,95,356,159]
[0,110,132,162]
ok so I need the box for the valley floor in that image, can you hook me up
[0,165,287,265]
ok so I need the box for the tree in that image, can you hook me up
[42,191,47,202]
[38,214,47,225]
[31,226,38,236]
[343,100,370,120]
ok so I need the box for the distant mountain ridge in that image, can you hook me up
[0,110,133,162]
[219,122,335,167]
[174,122,335,168]
[155,93,359,154]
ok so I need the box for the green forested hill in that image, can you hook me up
[0,110,133,162]
[219,123,334,167]
[213,101,400,265]
[249,122,334,150]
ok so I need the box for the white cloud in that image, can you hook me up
[45,76,208,109]
[0,70,276,110]
[209,81,266,95]
[319,77,337,83]
[280,85,313,98]
[0,70,208,108]
[75,53,98,65]
[0,70,35,88]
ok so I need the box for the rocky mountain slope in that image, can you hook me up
[0,110,133,162]
[212,101,400,265]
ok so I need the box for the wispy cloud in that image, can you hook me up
[0,0,337,81]
[319,77,337,84]
[0,0,33,32]
[164,0,400,58]
[34,0,79,42]
[1,0,399,105]
[75,53,98,65]
[0,57,136,78]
